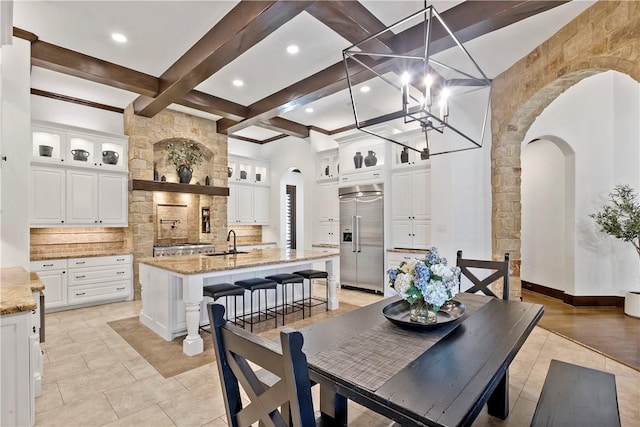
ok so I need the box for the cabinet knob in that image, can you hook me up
[95,220,98,223]
[61,220,64,223]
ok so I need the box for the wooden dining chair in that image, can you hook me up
[456,250,510,300]
[207,303,317,427]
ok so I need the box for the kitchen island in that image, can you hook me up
[138,248,339,355]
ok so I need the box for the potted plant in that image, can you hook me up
[166,139,204,184]
[590,184,640,317]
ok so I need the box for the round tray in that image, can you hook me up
[382,299,466,330]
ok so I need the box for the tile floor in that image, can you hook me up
[36,287,639,426]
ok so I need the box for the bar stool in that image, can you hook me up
[235,277,278,332]
[200,283,246,332]
[292,269,329,317]
[264,273,305,325]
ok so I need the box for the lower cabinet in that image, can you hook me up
[31,254,132,312]
[0,289,41,427]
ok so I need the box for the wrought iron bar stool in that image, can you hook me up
[292,269,329,317]
[265,273,305,325]
[234,277,278,332]
[200,283,246,332]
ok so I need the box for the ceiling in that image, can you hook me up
[11,0,595,143]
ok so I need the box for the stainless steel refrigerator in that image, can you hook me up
[339,184,384,293]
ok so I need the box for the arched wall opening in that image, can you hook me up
[521,136,575,295]
[279,167,305,250]
[489,0,640,299]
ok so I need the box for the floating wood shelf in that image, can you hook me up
[129,179,229,196]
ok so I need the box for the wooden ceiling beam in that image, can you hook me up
[29,39,159,97]
[31,88,124,113]
[306,1,392,53]
[217,0,567,135]
[179,91,248,122]
[132,1,313,118]
[257,117,310,139]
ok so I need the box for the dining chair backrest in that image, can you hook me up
[207,303,316,427]
[456,250,510,300]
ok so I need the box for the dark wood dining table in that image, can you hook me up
[297,293,544,427]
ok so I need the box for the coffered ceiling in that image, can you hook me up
[12,1,595,143]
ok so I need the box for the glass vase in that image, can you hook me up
[410,299,437,324]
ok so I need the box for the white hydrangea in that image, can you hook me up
[393,272,412,297]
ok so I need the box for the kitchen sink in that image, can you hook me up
[204,251,249,257]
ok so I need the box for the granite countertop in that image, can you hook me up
[387,248,431,254]
[1,267,43,315]
[138,248,338,275]
[30,251,132,262]
[312,243,339,249]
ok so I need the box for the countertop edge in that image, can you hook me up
[1,268,40,315]
[387,248,431,254]
[30,251,133,262]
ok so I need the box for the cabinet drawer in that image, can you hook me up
[68,265,131,285]
[68,280,131,305]
[68,254,132,268]
[387,252,425,265]
[30,259,67,271]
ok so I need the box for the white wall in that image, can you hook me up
[522,139,569,292]
[0,38,31,269]
[523,71,640,296]
[31,96,124,135]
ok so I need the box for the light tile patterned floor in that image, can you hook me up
[36,287,639,427]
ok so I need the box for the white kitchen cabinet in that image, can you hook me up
[228,184,270,225]
[32,255,132,312]
[390,166,431,249]
[30,165,66,225]
[1,311,32,427]
[30,168,127,227]
[98,173,128,225]
[32,121,128,171]
[66,169,99,224]
[30,259,67,310]
[316,181,339,245]
[67,255,132,306]
[317,148,339,181]
[228,154,269,184]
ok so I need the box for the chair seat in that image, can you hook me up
[236,277,277,291]
[203,283,245,299]
[293,269,328,279]
[265,273,304,284]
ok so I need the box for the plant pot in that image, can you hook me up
[624,291,640,318]
[177,165,193,184]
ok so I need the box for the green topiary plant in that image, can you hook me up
[590,184,640,260]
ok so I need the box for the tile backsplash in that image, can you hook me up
[30,227,129,260]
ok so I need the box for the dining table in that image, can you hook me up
[297,292,544,427]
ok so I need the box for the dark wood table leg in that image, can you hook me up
[487,369,509,419]
[319,383,348,426]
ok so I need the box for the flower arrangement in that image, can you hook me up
[387,247,461,322]
[166,138,204,170]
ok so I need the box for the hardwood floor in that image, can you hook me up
[522,289,640,371]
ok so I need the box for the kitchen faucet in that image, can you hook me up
[227,229,237,254]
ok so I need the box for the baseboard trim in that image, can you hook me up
[522,280,624,307]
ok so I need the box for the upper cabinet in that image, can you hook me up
[389,133,430,169]
[337,137,385,185]
[30,121,129,228]
[32,121,128,171]
[316,148,339,182]
[228,155,268,185]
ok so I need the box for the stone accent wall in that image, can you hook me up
[490,0,640,299]
[124,105,228,299]
[228,225,263,246]
[30,228,129,261]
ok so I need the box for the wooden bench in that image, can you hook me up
[531,359,621,427]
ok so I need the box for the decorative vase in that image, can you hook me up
[205,175,210,186]
[227,167,233,178]
[354,151,363,169]
[364,150,377,166]
[400,147,409,163]
[410,299,437,324]
[420,148,430,160]
[177,165,193,184]
[624,290,640,318]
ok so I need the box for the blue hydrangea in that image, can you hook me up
[387,268,397,281]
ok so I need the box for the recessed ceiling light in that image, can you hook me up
[111,33,127,43]
[305,107,314,113]
[287,45,299,54]
[360,86,371,93]
[232,79,244,87]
